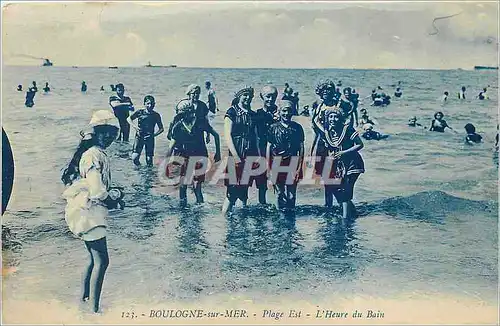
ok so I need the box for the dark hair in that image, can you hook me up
[144,95,155,104]
[61,137,96,185]
[461,86,466,91]
[464,123,475,133]
[116,83,124,90]
[434,111,444,119]
[444,91,449,95]
[61,125,118,185]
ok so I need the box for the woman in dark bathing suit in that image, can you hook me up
[429,111,455,133]
[312,106,365,219]
[222,86,259,215]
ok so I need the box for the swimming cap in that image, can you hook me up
[279,100,294,109]
[260,85,278,98]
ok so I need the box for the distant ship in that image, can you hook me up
[42,58,53,66]
[109,66,118,69]
[474,66,498,70]
[145,61,177,68]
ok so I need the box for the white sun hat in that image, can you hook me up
[89,110,119,127]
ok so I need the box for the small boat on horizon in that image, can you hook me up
[145,61,177,68]
[109,66,118,69]
[474,66,498,70]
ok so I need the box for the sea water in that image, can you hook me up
[2,66,498,323]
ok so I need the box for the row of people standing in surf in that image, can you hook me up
[105,80,366,219]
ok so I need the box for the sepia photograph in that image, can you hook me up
[1,1,499,324]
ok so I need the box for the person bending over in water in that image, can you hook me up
[464,123,482,144]
[267,100,305,211]
[312,106,365,219]
[167,101,221,206]
[109,83,134,142]
[429,112,455,133]
[127,95,164,166]
[61,110,124,314]
[361,124,389,140]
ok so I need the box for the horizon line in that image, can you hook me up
[2,64,493,71]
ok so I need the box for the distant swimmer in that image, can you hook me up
[464,123,482,144]
[81,81,87,92]
[441,91,449,103]
[109,83,134,142]
[24,82,37,107]
[372,94,384,107]
[127,95,164,166]
[341,87,358,127]
[408,116,424,127]
[282,84,294,101]
[394,87,402,98]
[382,93,391,105]
[359,108,377,126]
[495,125,499,151]
[361,123,389,140]
[100,86,105,92]
[371,89,377,101]
[205,80,219,113]
[349,89,360,113]
[292,91,300,115]
[458,86,466,100]
[337,80,342,87]
[300,105,310,117]
[43,82,50,93]
[110,84,116,92]
[429,112,455,133]
[205,81,218,142]
[17,85,22,92]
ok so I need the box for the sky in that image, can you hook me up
[2,1,498,69]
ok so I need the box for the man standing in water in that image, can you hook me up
[127,95,164,166]
[109,83,134,142]
[24,81,37,107]
[205,81,218,143]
